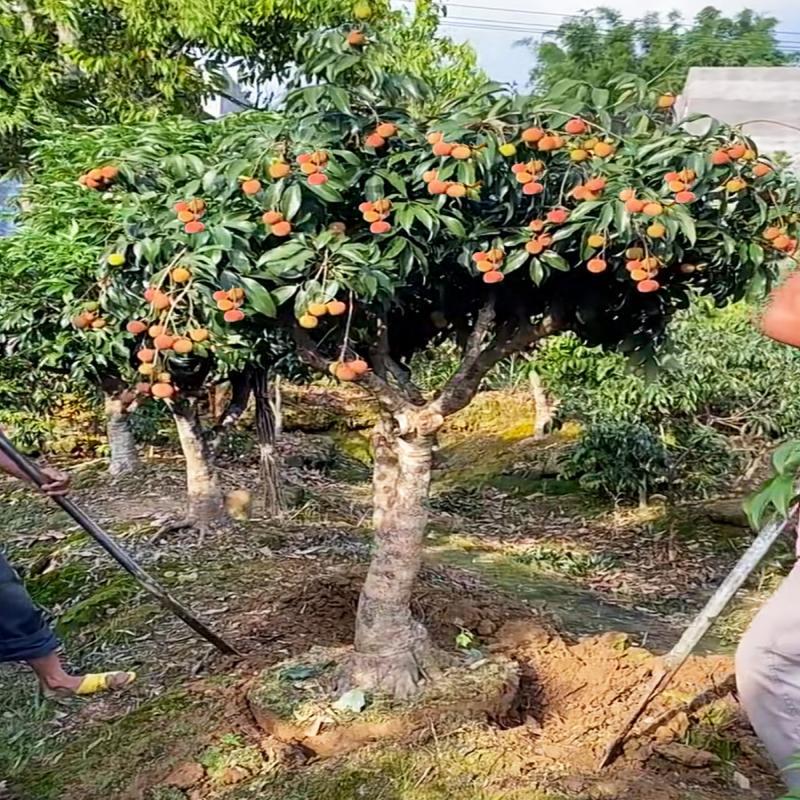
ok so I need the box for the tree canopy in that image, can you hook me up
[529,6,796,93]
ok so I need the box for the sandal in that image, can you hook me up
[44,670,137,699]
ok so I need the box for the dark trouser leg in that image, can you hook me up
[0,550,58,663]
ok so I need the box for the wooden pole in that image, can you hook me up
[599,511,792,768]
[0,431,241,657]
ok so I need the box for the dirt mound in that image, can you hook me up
[248,648,520,757]
[491,620,779,799]
[240,564,533,656]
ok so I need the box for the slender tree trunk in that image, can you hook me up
[171,399,230,528]
[272,376,283,437]
[530,369,554,440]
[104,393,139,476]
[253,368,283,517]
[343,418,437,698]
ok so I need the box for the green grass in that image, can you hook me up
[228,730,567,800]
[13,690,214,800]
[511,544,617,577]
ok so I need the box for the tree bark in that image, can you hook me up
[343,420,437,699]
[104,392,140,476]
[253,368,283,517]
[171,399,230,529]
[371,414,400,531]
[530,369,554,440]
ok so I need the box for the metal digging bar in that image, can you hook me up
[0,430,240,657]
[599,511,792,768]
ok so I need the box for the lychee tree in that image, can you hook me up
[0,121,205,474]
[88,25,800,696]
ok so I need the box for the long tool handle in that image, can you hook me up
[599,511,791,768]
[0,432,241,656]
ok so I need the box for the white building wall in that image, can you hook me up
[677,67,800,171]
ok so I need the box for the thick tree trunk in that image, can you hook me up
[104,393,140,477]
[371,414,399,531]
[172,399,230,528]
[253,368,283,517]
[344,421,437,698]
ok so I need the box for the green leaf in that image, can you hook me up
[614,201,630,236]
[591,88,609,109]
[441,216,466,238]
[413,206,435,231]
[184,154,205,175]
[504,249,529,274]
[456,161,476,186]
[547,78,579,99]
[365,175,384,201]
[772,440,800,474]
[282,184,303,221]
[377,170,407,195]
[258,242,307,264]
[239,277,276,317]
[743,481,775,530]
[384,237,407,259]
[644,146,685,166]
[771,472,797,518]
[540,251,569,271]
[749,242,765,268]
[673,209,697,245]
[307,182,344,203]
[529,259,546,285]
[569,201,603,222]
[202,170,219,192]
[272,285,297,305]
[327,86,351,114]
[597,202,615,231]
[213,227,232,249]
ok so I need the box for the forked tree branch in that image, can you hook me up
[370,314,425,406]
[293,325,408,414]
[432,313,559,418]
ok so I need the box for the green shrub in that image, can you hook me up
[537,299,800,498]
[561,420,670,500]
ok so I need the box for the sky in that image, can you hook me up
[391,0,800,86]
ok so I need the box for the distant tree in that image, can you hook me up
[0,0,480,174]
[528,7,795,93]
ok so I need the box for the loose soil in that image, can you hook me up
[0,392,790,800]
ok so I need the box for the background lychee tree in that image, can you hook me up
[0,118,214,475]
[88,24,800,697]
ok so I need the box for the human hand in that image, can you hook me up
[39,466,70,496]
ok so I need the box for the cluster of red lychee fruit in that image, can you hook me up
[297,151,330,186]
[359,198,392,234]
[174,198,206,234]
[212,287,246,323]
[262,210,292,237]
[365,122,398,150]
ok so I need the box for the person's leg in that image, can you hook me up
[26,652,82,693]
[0,550,60,667]
[1,551,134,695]
[736,560,800,790]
